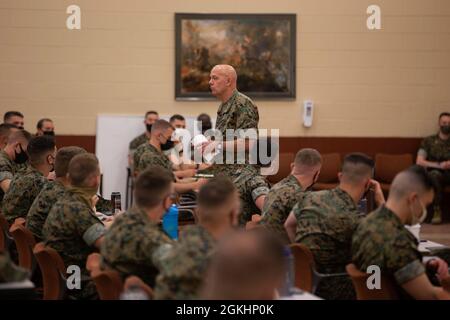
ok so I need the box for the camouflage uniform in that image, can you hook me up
[100,206,174,287]
[293,187,361,300]
[352,205,425,299]
[129,132,148,152]
[154,225,216,300]
[260,175,305,243]
[136,144,174,180]
[26,180,66,242]
[0,150,25,206]
[43,189,106,300]
[201,90,268,225]
[133,142,151,174]
[0,251,29,283]
[418,134,450,206]
[2,166,46,225]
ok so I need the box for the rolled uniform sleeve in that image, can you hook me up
[387,236,425,285]
[417,148,427,158]
[82,223,106,246]
[0,170,12,183]
[247,171,269,202]
[76,208,106,247]
[417,137,431,159]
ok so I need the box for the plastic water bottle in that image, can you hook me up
[279,246,295,296]
[162,204,179,240]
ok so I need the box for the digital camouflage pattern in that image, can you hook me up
[43,189,106,300]
[260,175,305,243]
[199,165,269,226]
[132,142,151,174]
[2,165,46,225]
[352,205,425,299]
[26,180,66,242]
[215,90,259,138]
[293,187,361,300]
[418,134,450,205]
[154,225,216,300]
[418,134,450,163]
[129,132,148,151]
[0,150,26,206]
[136,144,174,180]
[100,206,174,287]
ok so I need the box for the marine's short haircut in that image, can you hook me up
[68,153,99,187]
[294,148,322,167]
[134,166,173,209]
[27,135,56,166]
[145,110,158,118]
[7,129,32,144]
[439,112,450,120]
[341,153,374,184]
[198,176,236,208]
[36,118,53,130]
[54,146,87,178]
[151,119,174,134]
[389,165,436,199]
[3,111,24,122]
[169,114,185,123]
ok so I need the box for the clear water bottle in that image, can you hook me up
[279,246,295,296]
[119,285,149,300]
[162,204,179,240]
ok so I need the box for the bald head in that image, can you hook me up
[201,229,285,300]
[209,65,238,101]
[212,65,237,84]
[340,153,374,185]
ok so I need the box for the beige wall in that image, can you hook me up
[1,0,450,137]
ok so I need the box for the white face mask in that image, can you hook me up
[409,198,427,226]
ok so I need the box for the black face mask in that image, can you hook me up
[146,124,153,133]
[440,125,450,135]
[161,139,175,151]
[43,131,55,136]
[305,171,319,191]
[14,145,28,164]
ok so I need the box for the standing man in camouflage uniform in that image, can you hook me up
[260,148,322,243]
[416,112,450,224]
[43,153,108,300]
[27,146,87,242]
[202,64,269,225]
[2,135,56,225]
[129,110,159,171]
[136,120,205,193]
[0,130,32,207]
[101,167,175,287]
[352,165,449,299]
[154,176,240,299]
[285,153,386,300]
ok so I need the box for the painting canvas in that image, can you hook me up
[175,14,296,100]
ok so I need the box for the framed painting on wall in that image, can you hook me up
[175,13,296,100]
